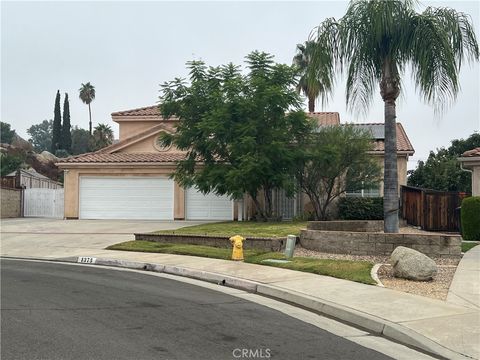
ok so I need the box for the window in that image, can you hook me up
[346,183,381,198]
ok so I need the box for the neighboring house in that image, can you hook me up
[458,147,480,196]
[2,168,63,189]
[56,105,414,220]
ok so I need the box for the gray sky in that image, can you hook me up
[2,1,479,170]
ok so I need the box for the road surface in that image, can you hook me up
[1,259,395,360]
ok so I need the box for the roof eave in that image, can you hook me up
[56,162,180,169]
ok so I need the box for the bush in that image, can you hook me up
[461,197,480,240]
[338,197,383,220]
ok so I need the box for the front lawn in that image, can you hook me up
[462,242,479,253]
[155,221,308,238]
[107,241,375,285]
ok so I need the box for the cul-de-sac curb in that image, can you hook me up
[3,255,470,360]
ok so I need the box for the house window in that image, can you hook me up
[345,183,381,198]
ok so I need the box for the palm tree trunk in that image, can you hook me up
[383,99,399,233]
[308,96,315,113]
[88,103,92,135]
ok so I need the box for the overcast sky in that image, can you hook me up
[2,1,479,169]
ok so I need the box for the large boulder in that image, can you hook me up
[390,246,437,281]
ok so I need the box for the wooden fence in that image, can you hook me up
[400,185,467,232]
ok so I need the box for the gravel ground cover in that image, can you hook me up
[294,243,460,300]
[377,264,457,300]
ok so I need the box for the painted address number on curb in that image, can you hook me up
[78,256,96,264]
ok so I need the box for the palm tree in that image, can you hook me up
[309,0,478,233]
[92,123,114,151]
[292,41,332,112]
[79,82,96,135]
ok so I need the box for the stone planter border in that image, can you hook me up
[300,230,462,258]
[135,233,285,252]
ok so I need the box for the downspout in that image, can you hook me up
[459,162,473,174]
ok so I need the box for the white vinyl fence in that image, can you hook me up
[24,188,64,218]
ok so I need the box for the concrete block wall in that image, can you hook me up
[135,233,284,252]
[307,220,384,232]
[300,230,461,258]
[0,188,22,218]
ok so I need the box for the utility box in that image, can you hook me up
[285,235,296,259]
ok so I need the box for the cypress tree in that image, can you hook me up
[51,90,62,153]
[61,93,72,152]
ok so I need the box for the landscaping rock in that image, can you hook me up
[390,246,437,281]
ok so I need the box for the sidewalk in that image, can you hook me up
[447,245,480,310]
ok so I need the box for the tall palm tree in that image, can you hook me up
[79,82,96,135]
[292,41,332,112]
[309,0,478,233]
[92,123,114,151]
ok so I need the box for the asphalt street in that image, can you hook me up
[1,259,393,360]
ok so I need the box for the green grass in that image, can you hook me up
[154,221,308,238]
[462,242,479,253]
[107,241,375,285]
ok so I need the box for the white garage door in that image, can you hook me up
[185,187,233,220]
[79,177,174,220]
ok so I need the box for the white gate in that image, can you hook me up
[24,188,64,218]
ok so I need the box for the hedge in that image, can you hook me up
[338,197,383,220]
[461,196,480,240]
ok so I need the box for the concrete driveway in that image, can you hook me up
[0,218,206,259]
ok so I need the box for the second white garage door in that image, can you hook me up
[185,187,233,220]
[79,177,174,220]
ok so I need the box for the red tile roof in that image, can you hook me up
[58,152,187,164]
[111,105,161,117]
[307,112,340,125]
[369,123,414,153]
[462,147,480,157]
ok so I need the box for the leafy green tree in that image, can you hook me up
[0,153,25,176]
[79,82,96,135]
[0,122,16,144]
[61,93,72,153]
[71,126,92,155]
[51,90,62,153]
[292,41,332,112]
[308,0,479,232]
[27,120,53,153]
[160,52,313,219]
[297,125,381,220]
[91,123,114,151]
[408,133,480,192]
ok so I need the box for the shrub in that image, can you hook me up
[461,197,480,240]
[338,197,383,220]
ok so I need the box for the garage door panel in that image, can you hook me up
[79,177,174,220]
[186,188,232,220]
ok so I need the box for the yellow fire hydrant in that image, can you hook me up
[229,235,245,261]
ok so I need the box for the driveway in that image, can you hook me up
[0,218,206,259]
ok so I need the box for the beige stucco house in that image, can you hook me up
[458,147,480,196]
[56,105,414,220]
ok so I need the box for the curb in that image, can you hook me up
[5,255,471,360]
[371,264,385,287]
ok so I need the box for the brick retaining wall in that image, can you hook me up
[135,233,284,252]
[300,230,461,258]
[1,188,22,218]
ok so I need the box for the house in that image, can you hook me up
[2,168,63,189]
[458,147,480,196]
[56,105,414,220]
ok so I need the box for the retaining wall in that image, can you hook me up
[300,230,461,258]
[307,220,384,232]
[1,188,22,218]
[135,233,284,252]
